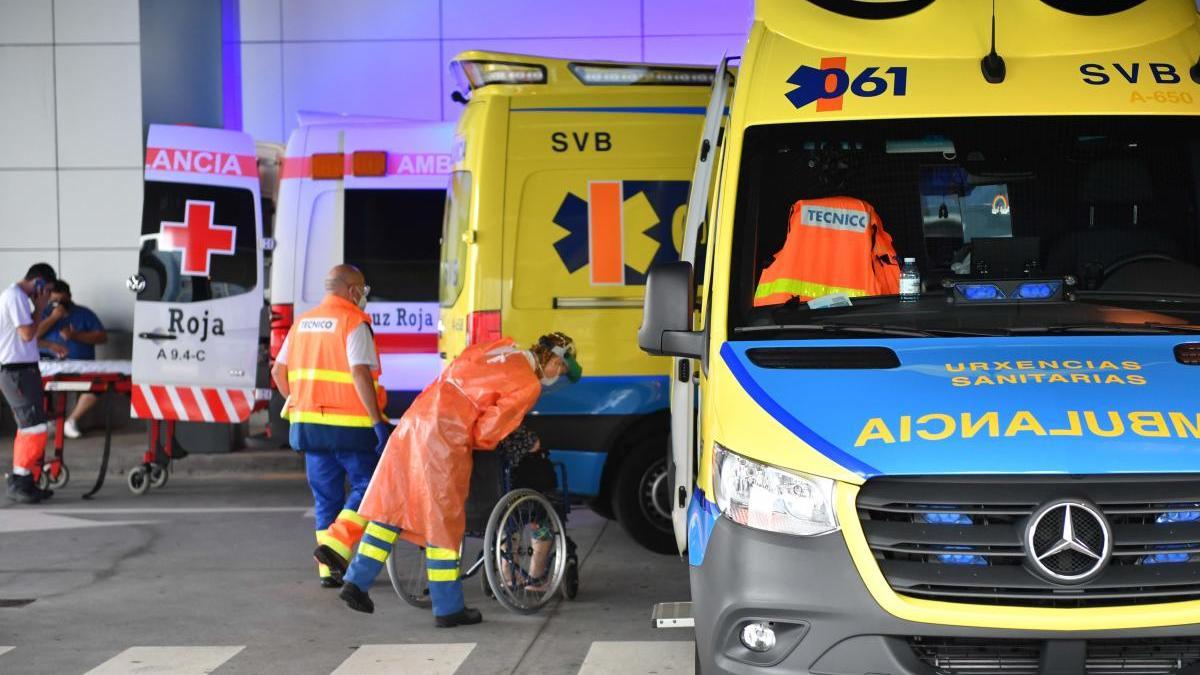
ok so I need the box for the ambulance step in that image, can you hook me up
[651,601,694,629]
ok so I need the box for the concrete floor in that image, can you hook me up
[0,475,694,674]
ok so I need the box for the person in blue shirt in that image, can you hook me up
[39,280,107,438]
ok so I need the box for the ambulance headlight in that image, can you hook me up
[713,445,838,537]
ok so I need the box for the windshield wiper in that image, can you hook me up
[736,323,997,338]
[1007,322,1200,335]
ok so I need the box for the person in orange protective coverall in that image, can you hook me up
[320,332,581,627]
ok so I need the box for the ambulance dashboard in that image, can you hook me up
[731,115,1200,337]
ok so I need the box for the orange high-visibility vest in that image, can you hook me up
[283,295,386,428]
[754,196,900,306]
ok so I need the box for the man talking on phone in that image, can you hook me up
[1,263,59,503]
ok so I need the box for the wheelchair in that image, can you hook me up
[386,450,580,615]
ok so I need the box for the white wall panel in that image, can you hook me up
[282,0,439,41]
[59,248,137,331]
[642,0,753,36]
[53,0,139,44]
[441,0,640,39]
[0,250,59,281]
[0,171,58,248]
[0,0,53,44]
[240,43,284,142]
[642,34,748,65]
[58,169,142,248]
[0,47,56,168]
[239,0,281,42]
[55,45,143,168]
[282,40,441,122]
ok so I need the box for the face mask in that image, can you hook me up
[540,374,560,387]
[354,286,369,310]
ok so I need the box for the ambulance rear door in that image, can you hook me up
[130,125,265,424]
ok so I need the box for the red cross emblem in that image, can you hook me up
[159,200,237,277]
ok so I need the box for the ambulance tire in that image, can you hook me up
[127,466,150,495]
[613,441,675,555]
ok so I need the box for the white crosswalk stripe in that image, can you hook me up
[0,641,696,674]
[331,643,476,675]
[579,641,696,674]
[83,646,245,675]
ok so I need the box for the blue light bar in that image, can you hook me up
[1142,552,1191,565]
[919,512,973,525]
[1015,282,1060,300]
[958,284,1004,301]
[1157,510,1200,523]
[936,553,987,565]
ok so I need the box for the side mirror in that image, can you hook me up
[638,261,704,359]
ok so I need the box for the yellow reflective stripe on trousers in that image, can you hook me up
[364,523,398,543]
[338,509,368,526]
[427,568,459,582]
[754,278,866,301]
[288,368,384,388]
[359,542,390,563]
[286,410,374,428]
[426,547,459,561]
[315,530,332,577]
[317,531,352,560]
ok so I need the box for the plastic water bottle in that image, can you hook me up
[899,257,921,302]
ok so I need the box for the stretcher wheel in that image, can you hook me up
[149,464,169,489]
[46,464,70,490]
[127,466,150,495]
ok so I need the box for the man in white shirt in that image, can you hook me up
[1,263,60,503]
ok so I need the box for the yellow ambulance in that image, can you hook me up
[441,51,712,552]
[638,0,1200,671]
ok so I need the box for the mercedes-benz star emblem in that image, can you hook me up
[1024,499,1112,584]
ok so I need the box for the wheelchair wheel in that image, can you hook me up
[561,555,580,600]
[386,539,431,609]
[483,488,567,615]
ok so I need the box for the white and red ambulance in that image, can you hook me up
[129,124,271,488]
[267,115,454,433]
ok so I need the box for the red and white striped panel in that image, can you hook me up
[130,385,266,423]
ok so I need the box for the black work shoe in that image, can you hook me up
[435,607,483,628]
[6,475,41,504]
[313,545,348,578]
[339,581,374,614]
[320,576,343,589]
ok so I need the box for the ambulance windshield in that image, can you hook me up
[731,116,1200,336]
[138,181,258,303]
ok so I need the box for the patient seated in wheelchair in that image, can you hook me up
[496,426,557,591]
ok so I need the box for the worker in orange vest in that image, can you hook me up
[271,264,390,588]
[755,196,900,306]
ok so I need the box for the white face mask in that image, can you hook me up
[540,374,560,387]
[354,285,370,310]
